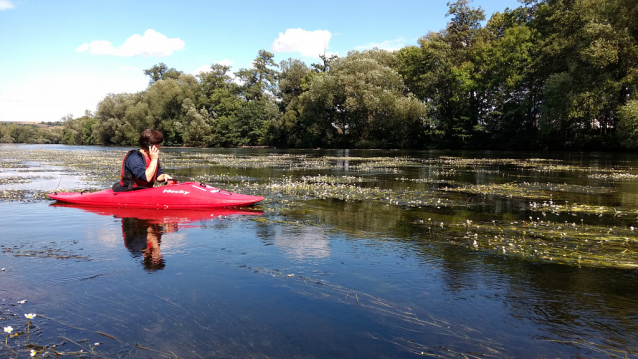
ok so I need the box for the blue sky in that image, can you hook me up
[0,0,522,123]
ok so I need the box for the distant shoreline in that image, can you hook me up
[1,121,61,126]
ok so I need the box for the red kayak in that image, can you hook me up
[48,182,264,209]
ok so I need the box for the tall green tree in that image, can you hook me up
[298,49,429,148]
[94,93,141,145]
[265,58,311,147]
[143,63,184,86]
[236,50,278,102]
[397,0,485,148]
[530,0,638,148]
[223,50,280,146]
[471,9,539,148]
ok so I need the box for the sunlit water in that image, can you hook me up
[1,145,638,358]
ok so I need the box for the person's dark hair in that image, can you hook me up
[139,129,164,149]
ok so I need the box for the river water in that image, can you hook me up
[1,144,637,358]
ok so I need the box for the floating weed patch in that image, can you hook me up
[0,160,29,169]
[227,176,460,209]
[396,177,455,185]
[433,156,627,175]
[0,189,53,202]
[0,176,34,186]
[2,242,91,261]
[167,152,333,170]
[328,157,419,172]
[0,175,57,188]
[190,173,262,183]
[433,156,563,170]
[530,201,638,216]
[442,182,615,200]
[0,149,121,187]
[519,182,616,194]
[265,176,390,201]
[588,172,638,181]
[1,182,102,202]
[415,218,638,269]
[177,153,425,172]
[300,174,369,184]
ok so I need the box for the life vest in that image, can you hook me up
[119,150,158,189]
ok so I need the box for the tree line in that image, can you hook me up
[3,0,637,150]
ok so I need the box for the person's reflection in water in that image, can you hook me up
[121,217,176,271]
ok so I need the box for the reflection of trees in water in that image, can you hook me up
[501,263,638,350]
[436,251,638,353]
[289,200,406,234]
[436,246,482,293]
[121,218,176,271]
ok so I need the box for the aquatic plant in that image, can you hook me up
[529,201,638,216]
[414,217,638,269]
[219,175,460,209]
[442,182,615,200]
[0,176,34,186]
[3,241,91,260]
[24,314,35,342]
[3,146,638,271]
[588,172,638,180]
[300,174,369,184]
[0,303,177,358]
[396,176,455,185]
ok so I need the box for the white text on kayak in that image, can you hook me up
[163,189,190,195]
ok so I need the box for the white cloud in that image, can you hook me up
[75,43,89,52]
[76,29,185,58]
[354,37,408,52]
[0,0,14,10]
[271,28,332,58]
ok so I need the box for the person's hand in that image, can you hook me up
[159,174,172,182]
[149,145,160,161]
[158,174,172,183]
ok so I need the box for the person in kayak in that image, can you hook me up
[113,129,172,192]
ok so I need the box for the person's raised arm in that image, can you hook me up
[145,145,160,182]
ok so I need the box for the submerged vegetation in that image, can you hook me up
[415,217,638,269]
[2,147,638,270]
[0,301,180,358]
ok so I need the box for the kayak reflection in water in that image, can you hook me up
[113,129,173,192]
[121,217,177,271]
